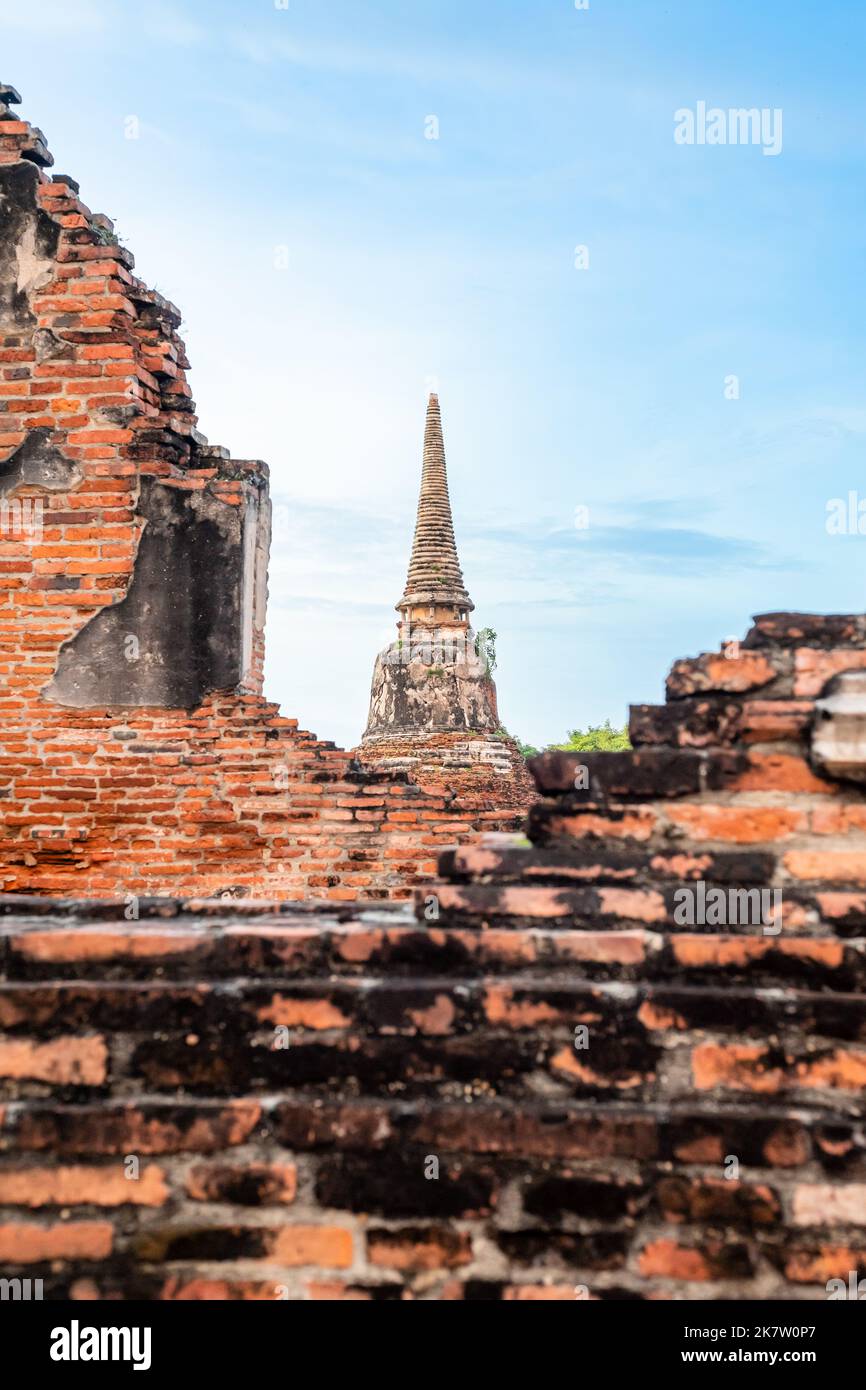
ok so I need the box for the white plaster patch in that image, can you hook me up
[15,216,54,298]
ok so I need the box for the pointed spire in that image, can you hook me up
[398,393,473,614]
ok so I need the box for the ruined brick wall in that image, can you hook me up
[0,694,519,900]
[0,87,522,900]
[431,612,866,1296]
[1,612,866,1301]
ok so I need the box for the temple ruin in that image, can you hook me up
[1,83,865,1304]
[5,610,866,1300]
[358,392,532,807]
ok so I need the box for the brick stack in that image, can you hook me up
[429,612,866,1295]
[0,84,523,900]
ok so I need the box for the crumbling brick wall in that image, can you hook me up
[431,612,866,1295]
[0,85,523,900]
[1,612,865,1300]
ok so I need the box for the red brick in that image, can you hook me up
[784,851,866,884]
[367,1227,472,1271]
[667,651,778,697]
[667,805,805,843]
[794,648,866,697]
[268,1226,353,1268]
[0,1221,112,1263]
[0,1164,167,1207]
[0,1037,107,1085]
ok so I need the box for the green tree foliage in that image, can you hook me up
[475,627,497,673]
[549,719,631,753]
[501,720,631,759]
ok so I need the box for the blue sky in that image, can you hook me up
[3,0,866,748]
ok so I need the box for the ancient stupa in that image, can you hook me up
[357,394,532,805]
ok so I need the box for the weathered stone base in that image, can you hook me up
[363,635,500,740]
[356,730,535,810]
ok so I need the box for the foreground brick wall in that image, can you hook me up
[1,616,865,1300]
[0,86,522,900]
[431,612,866,1296]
